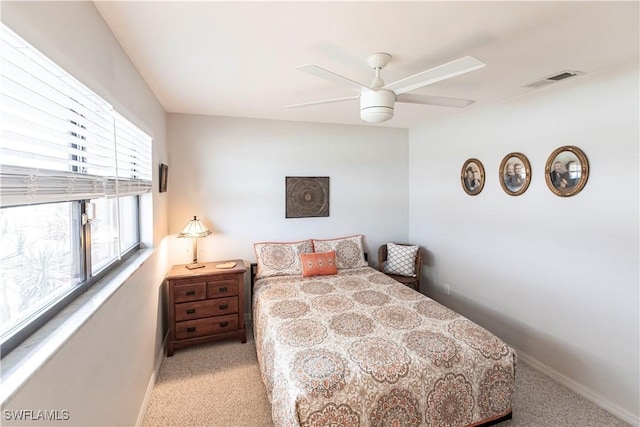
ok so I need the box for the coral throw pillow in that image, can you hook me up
[300,251,338,277]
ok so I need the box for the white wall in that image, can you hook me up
[1,2,169,426]
[409,61,639,421]
[167,114,410,312]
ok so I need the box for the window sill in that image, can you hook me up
[0,248,155,406]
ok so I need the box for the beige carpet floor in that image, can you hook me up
[143,327,629,427]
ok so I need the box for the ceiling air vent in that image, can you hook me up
[524,70,584,88]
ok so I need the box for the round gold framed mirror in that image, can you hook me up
[545,146,589,197]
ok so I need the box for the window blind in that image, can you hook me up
[0,24,152,208]
[113,112,152,197]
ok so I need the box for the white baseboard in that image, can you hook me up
[135,332,168,427]
[514,348,639,427]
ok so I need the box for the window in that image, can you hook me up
[0,24,152,355]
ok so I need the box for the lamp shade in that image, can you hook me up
[177,216,212,238]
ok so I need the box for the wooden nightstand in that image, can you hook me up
[165,260,246,356]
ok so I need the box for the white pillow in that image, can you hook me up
[383,243,419,277]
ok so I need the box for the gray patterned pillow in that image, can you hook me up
[312,235,368,269]
[254,240,313,279]
[383,243,418,277]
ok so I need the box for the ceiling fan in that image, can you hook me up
[286,53,485,123]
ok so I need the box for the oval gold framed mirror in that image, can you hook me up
[461,158,485,196]
[499,152,531,196]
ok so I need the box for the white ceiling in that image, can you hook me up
[94,1,639,129]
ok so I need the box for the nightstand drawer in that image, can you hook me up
[175,315,239,340]
[174,282,207,303]
[175,297,238,322]
[207,279,238,298]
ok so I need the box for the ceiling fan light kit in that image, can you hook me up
[360,89,395,123]
[288,52,486,124]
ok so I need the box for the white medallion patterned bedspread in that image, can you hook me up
[252,266,516,427]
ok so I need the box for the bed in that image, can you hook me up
[252,236,516,427]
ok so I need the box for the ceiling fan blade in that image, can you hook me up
[385,56,485,95]
[396,93,476,108]
[297,64,372,91]
[285,95,359,109]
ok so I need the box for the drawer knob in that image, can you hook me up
[219,304,228,310]
[186,308,196,314]
[186,290,196,296]
[186,327,196,333]
[218,286,228,292]
[220,322,229,328]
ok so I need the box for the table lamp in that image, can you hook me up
[177,216,212,269]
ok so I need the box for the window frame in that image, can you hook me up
[0,198,142,356]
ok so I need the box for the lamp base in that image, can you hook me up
[185,263,206,270]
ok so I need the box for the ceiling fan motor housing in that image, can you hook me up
[360,89,395,123]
